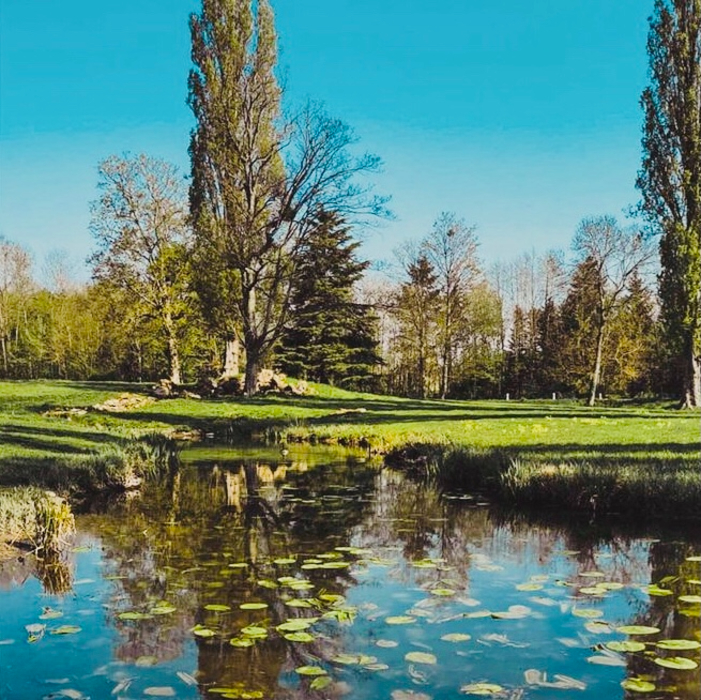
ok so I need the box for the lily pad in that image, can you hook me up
[151,603,177,615]
[239,602,268,610]
[572,607,603,619]
[310,677,333,690]
[678,595,701,604]
[144,688,176,697]
[459,682,504,695]
[620,679,656,693]
[405,652,437,665]
[430,588,455,597]
[277,619,315,632]
[654,656,698,670]
[587,655,626,667]
[192,625,216,638]
[615,625,660,636]
[386,616,416,625]
[295,665,327,676]
[229,637,255,647]
[655,639,701,651]
[376,639,399,648]
[605,641,645,653]
[643,585,673,597]
[204,604,231,612]
[441,633,472,643]
[284,631,315,642]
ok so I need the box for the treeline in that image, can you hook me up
[0,208,669,402]
[2,0,699,406]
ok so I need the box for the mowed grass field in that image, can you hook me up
[0,379,697,469]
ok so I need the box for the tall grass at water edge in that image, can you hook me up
[386,444,701,520]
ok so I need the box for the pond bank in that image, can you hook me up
[0,380,699,521]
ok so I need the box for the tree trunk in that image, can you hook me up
[588,320,605,407]
[680,336,701,408]
[165,316,181,385]
[223,335,240,377]
[244,351,259,396]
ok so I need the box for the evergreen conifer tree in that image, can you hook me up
[276,211,381,389]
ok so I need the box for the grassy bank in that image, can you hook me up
[0,380,698,518]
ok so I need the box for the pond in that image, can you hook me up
[1,444,699,700]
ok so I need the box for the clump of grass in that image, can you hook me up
[387,443,701,520]
[498,458,701,519]
[0,434,180,496]
[0,486,75,555]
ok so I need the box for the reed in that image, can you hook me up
[0,487,75,555]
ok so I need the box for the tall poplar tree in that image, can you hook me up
[637,0,701,407]
[188,0,385,395]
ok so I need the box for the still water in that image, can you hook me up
[1,445,699,699]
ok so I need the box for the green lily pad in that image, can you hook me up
[656,639,701,651]
[295,665,327,676]
[616,625,660,636]
[205,604,231,612]
[277,619,316,632]
[620,679,656,693]
[229,637,255,647]
[605,641,645,653]
[273,557,296,565]
[441,633,472,642]
[572,607,603,618]
[150,603,177,615]
[430,588,455,596]
[678,595,701,604]
[118,611,153,621]
[643,585,673,597]
[284,631,315,642]
[460,682,504,695]
[310,677,332,690]
[405,651,437,665]
[285,599,312,608]
[654,656,698,670]
[192,625,216,638]
[516,583,543,591]
[386,616,416,625]
[241,625,268,638]
[239,602,268,610]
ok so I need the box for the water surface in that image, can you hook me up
[1,444,699,699]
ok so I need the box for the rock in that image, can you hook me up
[218,376,243,396]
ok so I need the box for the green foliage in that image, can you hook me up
[637,0,701,406]
[276,211,381,390]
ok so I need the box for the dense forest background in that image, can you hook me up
[0,209,669,400]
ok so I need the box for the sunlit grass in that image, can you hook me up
[0,379,698,515]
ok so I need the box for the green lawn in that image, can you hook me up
[0,380,698,517]
[0,379,697,466]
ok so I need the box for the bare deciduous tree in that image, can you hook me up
[89,154,191,384]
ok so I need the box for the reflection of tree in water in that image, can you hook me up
[79,454,377,697]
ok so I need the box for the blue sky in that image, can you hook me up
[0,0,651,279]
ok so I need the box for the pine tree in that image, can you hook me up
[535,296,565,397]
[559,257,603,397]
[276,211,381,389]
[391,255,440,398]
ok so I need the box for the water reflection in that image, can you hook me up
[0,446,698,700]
